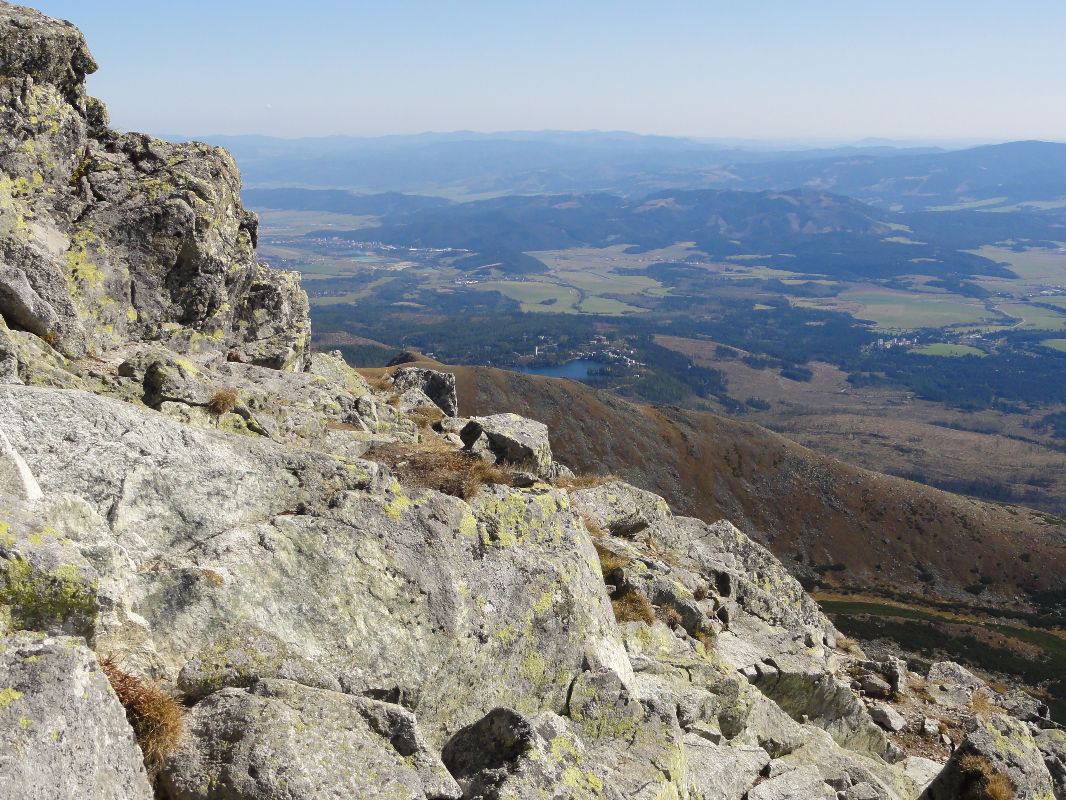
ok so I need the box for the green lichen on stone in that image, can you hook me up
[0,558,97,632]
[65,227,105,290]
[0,687,23,709]
[384,482,413,520]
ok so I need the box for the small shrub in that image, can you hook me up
[99,657,184,775]
[206,389,237,416]
[556,473,622,491]
[611,587,655,625]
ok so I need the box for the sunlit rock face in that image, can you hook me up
[0,2,310,371]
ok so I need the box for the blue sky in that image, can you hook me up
[33,1,1066,142]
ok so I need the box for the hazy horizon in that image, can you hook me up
[33,0,1066,142]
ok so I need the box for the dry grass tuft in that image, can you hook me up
[581,514,607,540]
[694,630,716,653]
[985,772,1015,800]
[367,440,510,500]
[611,587,655,625]
[659,606,683,628]
[367,374,393,393]
[555,473,622,491]
[592,540,629,582]
[970,691,1000,720]
[206,389,238,416]
[957,754,1015,800]
[100,657,184,774]
[407,405,444,430]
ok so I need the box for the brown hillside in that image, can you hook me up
[413,363,1066,613]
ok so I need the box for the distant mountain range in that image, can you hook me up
[177,131,1066,212]
[248,185,1042,280]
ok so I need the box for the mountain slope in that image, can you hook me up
[434,363,1066,614]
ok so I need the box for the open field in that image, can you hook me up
[1042,339,1066,353]
[794,288,992,330]
[911,343,985,357]
[474,281,581,313]
[255,208,379,235]
[994,300,1066,331]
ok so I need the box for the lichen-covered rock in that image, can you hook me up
[160,678,460,800]
[461,413,553,476]
[0,491,98,637]
[0,632,153,800]
[922,713,1055,800]
[442,704,687,800]
[926,661,983,709]
[747,764,836,800]
[392,366,458,416]
[1035,729,1066,800]
[0,3,310,369]
[177,622,342,699]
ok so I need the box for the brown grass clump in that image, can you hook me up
[367,440,509,500]
[957,754,1015,800]
[555,473,622,491]
[581,514,607,540]
[611,587,655,625]
[407,405,445,430]
[970,691,1000,720]
[100,657,184,774]
[592,540,629,582]
[206,389,238,416]
[694,629,716,653]
[659,606,683,628]
[367,374,393,393]
[984,773,1015,800]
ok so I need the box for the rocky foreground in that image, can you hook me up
[1,3,1065,799]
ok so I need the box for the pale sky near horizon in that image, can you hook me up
[29,0,1066,143]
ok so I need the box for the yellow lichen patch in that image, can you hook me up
[384,482,414,520]
[520,647,548,687]
[65,228,105,290]
[533,590,553,615]
[0,687,23,709]
[549,735,583,764]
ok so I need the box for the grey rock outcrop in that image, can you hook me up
[0,3,310,370]
[461,413,554,476]
[922,713,1056,800]
[161,678,460,800]
[392,366,458,416]
[0,632,153,800]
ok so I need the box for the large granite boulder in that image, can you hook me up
[922,713,1055,800]
[461,413,554,476]
[161,679,460,800]
[392,366,458,416]
[0,632,153,800]
[0,3,310,369]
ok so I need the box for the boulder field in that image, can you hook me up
[0,3,1064,799]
